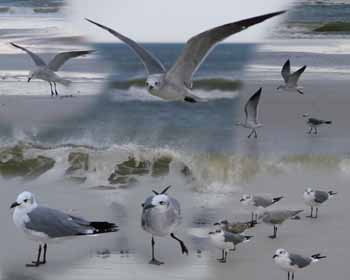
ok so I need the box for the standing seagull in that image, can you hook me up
[302,114,332,135]
[208,229,253,263]
[277,59,307,95]
[86,11,284,102]
[236,88,263,138]
[141,185,188,265]
[273,248,326,280]
[303,188,337,218]
[10,191,118,267]
[240,193,284,225]
[259,209,303,239]
[213,220,255,234]
[10,43,94,96]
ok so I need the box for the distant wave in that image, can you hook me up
[314,22,350,32]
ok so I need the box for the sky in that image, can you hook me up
[68,0,294,43]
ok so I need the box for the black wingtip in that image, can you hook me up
[237,10,286,28]
[311,253,326,260]
[273,196,283,203]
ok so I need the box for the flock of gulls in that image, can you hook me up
[7,8,337,280]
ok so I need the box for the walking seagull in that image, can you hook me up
[10,191,118,267]
[213,220,255,234]
[240,194,284,225]
[259,209,303,239]
[273,248,326,280]
[277,59,307,95]
[10,42,94,96]
[141,185,188,265]
[302,114,332,135]
[208,229,252,263]
[86,11,284,102]
[236,88,263,138]
[303,188,337,218]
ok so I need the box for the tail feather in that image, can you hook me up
[324,121,332,125]
[89,221,119,234]
[58,78,72,87]
[311,253,326,261]
[243,235,254,241]
[328,191,337,197]
[272,196,283,203]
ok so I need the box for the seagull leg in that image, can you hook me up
[230,243,236,251]
[292,272,295,280]
[26,244,42,267]
[306,207,314,218]
[41,243,47,264]
[170,233,189,255]
[49,82,54,97]
[269,225,277,239]
[247,130,254,138]
[314,127,318,135]
[254,129,258,138]
[149,236,163,265]
[224,250,228,263]
[308,127,312,134]
[217,249,225,262]
[288,271,290,280]
[53,82,59,96]
[315,208,318,219]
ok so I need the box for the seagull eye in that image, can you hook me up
[23,199,28,203]
[159,201,164,205]
[155,82,159,86]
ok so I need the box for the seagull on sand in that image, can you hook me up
[86,11,284,102]
[141,185,188,265]
[273,248,326,280]
[10,191,118,267]
[213,220,255,234]
[277,59,307,95]
[303,188,337,218]
[302,114,332,135]
[10,42,94,96]
[236,87,263,138]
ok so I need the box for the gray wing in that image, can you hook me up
[264,210,302,224]
[281,59,291,83]
[224,231,243,244]
[288,65,307,86]
[308,118,323,125]
[253,195,273,208]
[10,42,46,67]
[289,253,312,268]
[244,88,262,123]
[48,50,95,71]
[314,190,329,203]
[26,206,92,238]
[166,11,285,88]
[86,18,165,75]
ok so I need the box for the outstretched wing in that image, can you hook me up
[86,18,166,75]
[10,42,46,67]
[244,88,262,123]
[166,11,285,88]
[288,65,307,86]
[281,59,291,83]
[48,50,95,71]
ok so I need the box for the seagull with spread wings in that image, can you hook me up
[277,59,307,95]
[10,43,94,96]
[86,11,284,102]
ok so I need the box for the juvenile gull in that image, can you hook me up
[302,114,332,135]
[208,229,252,263]
[86,11,284,102]
[277,59,307,95]
[141,185,188,265]
[213,220,255,234]
[273,248,326,280]
[259,209,303,239]
[236,87,263,138]
[303,188,337,218]
[10,42,94,96]
[240,194,284,224]
[10,191,118,267]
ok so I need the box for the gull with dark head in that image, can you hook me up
[236,87,263,138]
[86,11,284,102]
[141,185,188,265]
[10,191,118,267]
[277,59,307,95]
[302,114,332,135]
[10,42,94,96]
[273,248,326,280]
[303,188,337,218]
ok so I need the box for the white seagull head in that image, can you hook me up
[273,248,289,259]
[240,194,252,205]
[145,74,164,94]
[11,191,38,212]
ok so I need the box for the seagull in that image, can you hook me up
[303,188,337,218]
[302,114,332,135]
[141,185,188,265]
[273,248,326,280]
[277,59,307,95]
[236,88,263,138]
[86,11,285,102]
[10,191,118,267]
[259,209,303,239]
[208,229,252,263]
[240,194,284,225]
[10,42,94,96]
[213,220,255,234]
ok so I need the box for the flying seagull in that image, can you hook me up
[10,191,118,267]
[302,114,332,135]
[236,87,263,138]
[141,185,188,265]
[86,11,285,102]
[273,248,326,280]
[303,188,337,218]
[240,193,284,225]
[10,42,94,96]
[277,59,307,94]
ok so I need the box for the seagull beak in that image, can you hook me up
[273,254,278,259]
[240,198,244,202]
[208,232,214,235]
[143,204,155,210]
[10,202,20,209]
